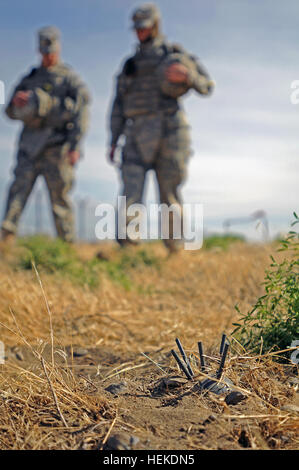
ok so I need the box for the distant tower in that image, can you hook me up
[223,210,269,241]
[78,197,89,241]
[35,188,43,234]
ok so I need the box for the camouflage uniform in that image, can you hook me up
[2,27,90,242]
[110,4,214,250]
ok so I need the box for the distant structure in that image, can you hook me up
[77,196,91,241]
[35,189,43,234]
[20,189,97,241]
[223,210,269,241]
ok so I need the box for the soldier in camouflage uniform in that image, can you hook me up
[1,26,90,243]
[109,3,214,252]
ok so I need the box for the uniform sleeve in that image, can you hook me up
[109,73,126,146]
[188,55,215,96]
[64,70,91,152]
[4,75,30,120]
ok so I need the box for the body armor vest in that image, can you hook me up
[120,39,177,118]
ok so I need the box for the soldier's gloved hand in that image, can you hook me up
[165,63,191,85]
[206,79,216,94]
[12,90,32,108]
[67,150,80,166]
[108,145,117,164]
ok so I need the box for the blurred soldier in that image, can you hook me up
[108,3,214,252]
[1,26,90,243]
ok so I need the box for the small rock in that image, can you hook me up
[162,376,187,388]
[203,414,217,425]
[15,351,24,361]
[152,376,187,395]
[281,404,299,414]
[73,347,88,357]
[208,414,217,422]
[268,437,279,449]
[104,433,139,450]
[200,378,231,395]
[9,347,22,360]
[96,251,110,261]
[288,377,299,391]
[238,429,252,448]
[225,391,247,406]
[105,382,128,396]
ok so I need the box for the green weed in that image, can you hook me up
[118,248,161,270]
[232,213,299,359]
[16,236,159,291]
[18,236,101,288]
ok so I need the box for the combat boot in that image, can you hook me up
[164,239,183,256]
[0,228,16,244]
[116,236,139,249]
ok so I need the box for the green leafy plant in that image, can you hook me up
[232,213,299,358]
[19,235,77,272]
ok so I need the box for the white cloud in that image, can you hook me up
[184,152,298,218]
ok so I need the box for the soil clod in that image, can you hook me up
[225,391,247,406]
[103,433,139,450]
[73,347,89,357]
[105,381,128,396]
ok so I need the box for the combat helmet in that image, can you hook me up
[38,26,61,54]
[157,53,196,99]
[131,3,160,29]
[12,88,54,124]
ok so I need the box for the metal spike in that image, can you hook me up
[198,341,206,372]
[220,334,227,355]
[216,342,229,379]
[175,338,187,361]
[175,338,194,376]
[171,349,192,380]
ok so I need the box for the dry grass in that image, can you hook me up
[0,360,115,449]
[0,240,298,450]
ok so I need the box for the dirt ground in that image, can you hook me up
[0,241,298,450]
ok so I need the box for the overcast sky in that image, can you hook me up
[0,0,298,239]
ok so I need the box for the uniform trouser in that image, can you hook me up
[1,145,75,242]
[119,111,191,249]
[121,161,185,249]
